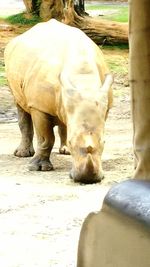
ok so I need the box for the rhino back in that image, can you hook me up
[5,19,110,116]
[5,20,68,114]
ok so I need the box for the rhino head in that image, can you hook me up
[69,130,104,183]
[64,74,113,184]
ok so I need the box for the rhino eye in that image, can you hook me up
[79,147,86,155]
[68,140,71,146]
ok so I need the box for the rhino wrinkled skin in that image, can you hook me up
[4,19,113,184]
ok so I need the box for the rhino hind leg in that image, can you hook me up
[29,109,54,171]
[58,123,70,155]
[14,104,35,157]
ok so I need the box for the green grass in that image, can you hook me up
[3,5,128,26]
[0,62,7,86]
[103,44,129,50]
[107,59,128,75]
[0,76,7,86]
[86,4,128,23]
[5,12,41,25]
[101,45,128,76]
[0,64,5,72]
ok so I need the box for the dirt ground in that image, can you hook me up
[0,23,133,267]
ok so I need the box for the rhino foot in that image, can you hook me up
[59,145,70,155]
[28,156,54,171]
[14,146,35,157]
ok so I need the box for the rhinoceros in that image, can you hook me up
[4,19,113,184]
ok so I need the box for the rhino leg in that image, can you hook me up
[58,123,70,155]
[14,104,34,157]
[29,109,54,171]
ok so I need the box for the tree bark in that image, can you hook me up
[129,0,150,179]
[23,0,128,45]
[23,0,64,20]
[23,0,33,13]
[39,0,64,21]
[74,0,86,16]
[63,1,128,45]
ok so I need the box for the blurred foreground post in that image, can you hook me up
[77,180,150,267]
[130,0,150,179]
[76,1,150,266]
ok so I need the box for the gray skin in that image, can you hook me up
[15,104,69,171]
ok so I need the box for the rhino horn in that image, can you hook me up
[84,153,95,174]
[101,73,114,93]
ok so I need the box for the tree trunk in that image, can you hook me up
[129,0,150,179]
[74,0,86,16]
[23,0,33,13]
[23,0,64,20]
[39,0,64,21]
[63,1,128,45]
[23,0,128,45]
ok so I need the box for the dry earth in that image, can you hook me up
[0,22,133,267]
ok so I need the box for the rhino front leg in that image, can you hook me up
[14,104,34,157]
[58,123,70,155]
[29,110,54,171]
